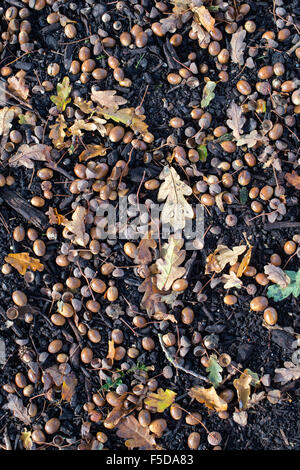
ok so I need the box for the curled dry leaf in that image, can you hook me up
[107,339,116,364]
[158,166,193,230]
[274,362,300,385]
[226,101,246,140]
[232,410,248,426]
[156,235,186,291]
[188,386,228,412]
[193,5,215,32]
[285,171,300,190]
[78,144,107,162]
[91,90,127,111]
[104,404,131,430]
[116,415,157,450]
[201,80,217,108]
[49,114,68,149]
[46,207,65,225]
[134,238,157,265]
[74,97,94,114]
[8,70,30,101]
[5,252,44,276]
[61,372,78,402]
[264,263,291,288]
[21,429,33,450]
[237,244,253,278]
[205,244,247,275]
[144,388,176,413]
[221,272,243,289]
[3,395,31,425]
[61,206,88,247]
[231,29,246,66]
[233,371,252,410]
[0,107,15,138]
[267,269,300,301]
[191,20,206,43]
[9,144,52,169]
[237,130,269,148]
[138,275,164,315]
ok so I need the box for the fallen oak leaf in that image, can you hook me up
[106,339,115,365]
[205,244,247,275]
[91,90,127,111]
[233,372,252,410]
[221,272,243,289]
[61,206,88,247]
[49,114,68,149]
[116,415,157,450]
[8,70,30,101]
[267,269,300,301]
[138,275,164,316]
[46,207,65,225]
[226,101,246,140]
[274,361,300,385]
[188,386,228,412]
[8,143,53,169]
[78,144,107,162]
[20,429,33,450]
[144,388,176,413]
[231,29,246,66]
[3,395,31,425]
[74,96,95,114]
[61,372,78,403]
[100,107,148,135]
[237,130,269,148]
[201,80,217,108]
[206,354,223,388]
[0,106,15,138]
[134,238,157,265]
[158,166,193,230]
[50,76,72,112]
[264,263,291,288]
[237,244,253,278]
[285,170,300,190]
[156,235,186,291]
[193,5,215,32]
[232,410,248,426]
[191,20,207,43]
[5,252,44,276]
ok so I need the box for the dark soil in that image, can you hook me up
[0,0,299,452]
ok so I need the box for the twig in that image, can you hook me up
[264,221,300,230]
[287,39,300,55]
[158,333,208,382]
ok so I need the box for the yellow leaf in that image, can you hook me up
[188,386,228,412]
[106,339,115,364]
[237,245,253,278]
[233,372,252,410]
[21,429,33,450]
[144,388,176,412]
[101,107,148,135]
[5,253,44,276]
[50,76,72,112]
[49,114,67,149]
[78,144,107,162]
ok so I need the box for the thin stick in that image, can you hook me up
[158,333,208,382]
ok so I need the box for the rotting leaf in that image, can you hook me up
[78,144,107,162]
[158,166,193,230]
[61,372,78,402]
[144,388,176,413]
[189,386,228,412]
[205,244,247,275]
[134,238,157,265]
[156,235,186,291]
[61,206,88,247]
[201,80,217,108]
[206,355,223,388]
[267,269,300,301]
[231,29,246,66]
[285,171,300,190]
[50,76,72,112]
[264,263,291,288]
[8,70,30,101]
[8,144,52,169]
[226,101,246,140]
[5,252,44,276]
[116,415,157,450]
[3,395,31,425]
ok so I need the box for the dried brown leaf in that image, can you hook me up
[134,238,157,265]
[61,206,88,247]
[233,371,252,410]
[205,244,246,275]
[61,372,78,402]
[49,114,67,149]
[158,166,193,230]
[116,415,157,450]
[226,101,246,140]
[9,144,52,169]
[264,263,291,288]
[3,395,31,425]
[221,272,243,289]
[138,276,163,315]
[285,171,300,190]
[8,70,29,101]
[231,29,246,66]
[156,235,186,291]
[107,339,115,364]
[78,144,107,162]
[0,107,14,138]
[189,386,228,412]
[193,5,215,32]
[91,90,127,111]
[237,130,269,148]
[237,244,253,278]
[232,410,248,426]
[274,362,300,385]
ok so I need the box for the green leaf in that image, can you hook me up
[267,269,300,302]
[206,354,223,388]
[201,81,217,108]
[50,77,72,112]
[197,144,208,162]
[239,187,248,204]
